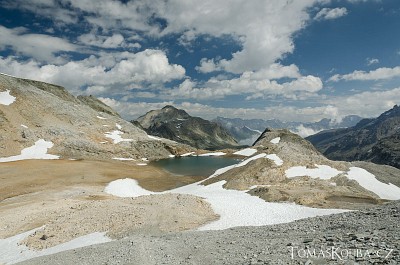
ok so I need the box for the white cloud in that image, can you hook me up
[329,66,400,81]
[164,72,322,100]
[366,58,379,65]
[315,7,348,20]
[0,25,76,62]
[292,125,322,138]
[0,50,185,95]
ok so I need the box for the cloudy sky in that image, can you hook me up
[0,0,399,122]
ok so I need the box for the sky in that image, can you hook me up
[0,0,399,122]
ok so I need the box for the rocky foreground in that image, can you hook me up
[19,201,399,265]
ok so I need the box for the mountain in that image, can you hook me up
[202,128,400,209]
[136,105,239,150]
[0,73,192,161]
[307,105,400,169]
[214,115,362,143]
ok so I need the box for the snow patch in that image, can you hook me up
[136,163,147,166]
[346,167,400,200]
[0,139,59,163]
[104,130,133,144]
[112,157,134,161]
[104,177,346,231]
[21,124,28,128]
[169,154,175,158]
[104,178,153,197]
[148,135,161,141]
[266,154,283,166]
[270,137,281,144]
[96,116,107,120]
[180,152,195,157]
[0,90,16,105]
[116,123,122,130]
[198,152,226,157]
[0,228,110,265]
[285,165,342,180]
[233,148,257,157]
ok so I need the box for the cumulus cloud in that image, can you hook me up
[315,7,348,20]
[163,72,322,100]
[292,125,322,138]
[0,25,76,62]
[78,33,141,49]
[0,49,185,95]
[329,66,400,81]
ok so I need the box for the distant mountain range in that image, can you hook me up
[213,115,362,145]
[136,105,239,150]
[307,105,400,169]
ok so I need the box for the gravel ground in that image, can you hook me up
[19,201,400,265]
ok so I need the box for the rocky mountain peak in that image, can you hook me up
[136,105,238,150]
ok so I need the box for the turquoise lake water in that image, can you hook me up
[150,156,240,177]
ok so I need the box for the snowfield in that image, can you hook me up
[233,148,257,157]
[270,137,281,144]
[285,165,342,180]
[285,164,400,200]
[104,178,346,231]
[104,130,133,144]
[105,178,153,197]
[104,154,346,231]
[0,90,16,105]
[346,167,400,200]
[198,152,226,157]
[0,228,110,265]
[266,154,283,166]
[0,139,59,162]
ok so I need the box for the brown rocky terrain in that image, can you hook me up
[203,128,400,209]
[0,73,193,161]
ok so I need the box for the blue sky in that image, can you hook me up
[0,0,399,122]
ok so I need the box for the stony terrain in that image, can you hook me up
[137,105,239,150]
[19,201,400,265]
[307,105,400,169]
[0,73,193,161]
[203,128,400,209]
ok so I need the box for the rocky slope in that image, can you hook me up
[307,105,400,169]
[0,73,193,161]
[214,115,362,140]
[136,105,239,150]
[19,201,400,265]
[202,128,400,209]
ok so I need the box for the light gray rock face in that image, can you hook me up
[0,73,193,160]
[18,201,400,265]
[136,105,239,150]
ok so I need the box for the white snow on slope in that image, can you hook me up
[285,165,400,200]
[104,130,133,144]
[285,165,342,180]
[0,139,59,162]
[346,167,400,200]
[112,157,134,161]
[266,154,283,166]
[180,152,195,157]
[116,123,122,129]
[148,135,161,141]
[0,228,111,265]
[172,180,346,230]
[270,137,281,144]
[233,148,257,157]
[198,152,226,157]
[0,90,16,105]
[104,176,346,231]
[21,124,28,128]
[97,116,107,120]
[104,178,153,197]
